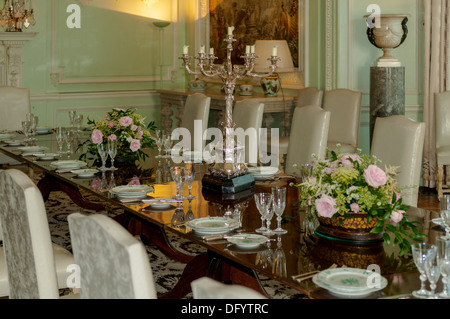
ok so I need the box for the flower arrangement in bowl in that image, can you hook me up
[292,148,425,255]
[79,107,156,172]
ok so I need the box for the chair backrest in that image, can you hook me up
[323,88,362,149]
[435,91,450,148]
[191,277,267,299]
[0,169,59,299]
[370,115,426,207]
[68,213,157,299]
[233,99,264,165]
[297,87,323,108]
[285,105,331,175]
[0,86,31,131]
[181,93,211,152]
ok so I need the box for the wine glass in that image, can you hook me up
[254,193,273,233]
[97,143,109,171]
[411,243,437,298]
[107,139,117,171]
[425,258,441,299]
[273,236,287,277]
[263,203,275,236]
[272,186,287,234]
[64,130,74,159]
[155,130,163,158]
[68,110,77,131]
[29,115,38,142]
[55,127,65,156]
[21,120,31,144]
[74,114,83,133]
[185,161,196,200]
[163,134,173,158]
[436,236,450,298]
[170,166,186,200]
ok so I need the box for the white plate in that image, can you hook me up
[248,166,280,180]
[5,140,22,146]
[110,185,154,198]
[36,127,52,134]
[0,134,13,141]
[71,169,99,178]
[17,146,48,154]
[312,268,388,297]
[50,160,87,170]
[226,234,268,249]
[142,198,178,209]
[186,217,240,235]
[34,153,59,160]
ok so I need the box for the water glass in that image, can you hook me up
[263,203,275,236]
[155,130,163,158]
[185,161,196,200]
[97,143,109,171]
[107,139,117,171]
[272,186,287,234]
[425,259,441,299]
[436,236,450,298]
[29,115,38,141]
[55,127,65,156]
[170,166,186,200]
[68,110,77,130]
[74,114,83,132]
[411,243,437,298]
[64,130,74,158]
[163,134,173,158]
[21,120,31,144]
[254,193,273,233]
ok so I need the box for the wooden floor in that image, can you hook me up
[418,187,440,212]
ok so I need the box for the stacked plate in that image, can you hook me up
[34,153,59,161]
[36,127,52,135]
[186,217,240,235]
[71,169,99,178]
[312,267,388,297]
[0,133,13,141]
[110,185,154,200]
[226,234,268,249]
[142,198,178,210]
[5,140,22,146]
[50,160,87,170]
[247,166,279,180]
[17,146,48,154]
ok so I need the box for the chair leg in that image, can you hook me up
[437,164,444,200]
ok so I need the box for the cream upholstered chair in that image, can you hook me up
[271,87,324,157]
[0,169,75,298]
[435,91,450,199]
[323,89,362,154]
[233,99,264,165]
[0,86,30,166]
[179,93,211,153]
[370,116,426,207]
[68,213,157,299]
[191,277,267,299]
[285,105,331,176]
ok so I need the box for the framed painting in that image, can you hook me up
[208,0,300,67]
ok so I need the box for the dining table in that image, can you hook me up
[0,129,447,300]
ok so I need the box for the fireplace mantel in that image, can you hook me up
[0,32,37,87]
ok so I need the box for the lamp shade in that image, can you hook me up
[254,40,295,73]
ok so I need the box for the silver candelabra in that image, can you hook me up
[180,28,280,178]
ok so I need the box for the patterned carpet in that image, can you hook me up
[38,171,306,299]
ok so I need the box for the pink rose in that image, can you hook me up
[128,176,140,185]
[131,124,138,131]
[108,134,117,141]
[364,165,388,188]
[390,210,405,223]
[119,116,133,127]
[91,129,103,144]
[341,154,361,168]
[350,203,360,213]
[108,121,114,128]
[315,195,338,218]
[129,139,141,152]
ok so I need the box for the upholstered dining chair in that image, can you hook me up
[68,212,157,299]
[285,105,331,176]
[191,277,267,299]
[178,93,211,153]
[0,169,76,298]
[370,115,426,207]
[233,99,264,165]
[434,91,450,199]
[322,88,362,154]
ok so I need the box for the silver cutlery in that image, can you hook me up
[292,263,338,282]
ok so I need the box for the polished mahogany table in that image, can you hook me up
[0,132,446,299]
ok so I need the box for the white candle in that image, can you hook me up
[210,47,214,55]
[228,26,235,36]
[272,46,278,56]
[183,45,189,55]
[200,45,205,54]
[246,45,250,54]
[251,45,255,54]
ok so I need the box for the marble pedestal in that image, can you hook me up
[369,67,405,143]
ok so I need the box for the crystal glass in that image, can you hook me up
[155,130,164,158]
[170,166,186,200]
[171,207,186,227]
[64,130,74,159]
[425,259,441,299]
[185,200,195,223]
[29,115,38,142]
[436,236,450,298]
[163,134,173,158]
[68,110,77,130]
[411,243,437,298]
[272,186,287,234]
[263,203,275,236]
[440,194,450,238]
[273,237,287,277]
[21,120,31,144]
[185,161,196,200]
[74,114,83,132]
[97,143,109,171]
[107,139,117,171]
[55,127,65,156]
[254,193,273,233]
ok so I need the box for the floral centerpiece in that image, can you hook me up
[79,107,156,172]
[292,148,425,255]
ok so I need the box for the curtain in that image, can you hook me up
[422,0,450,188]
